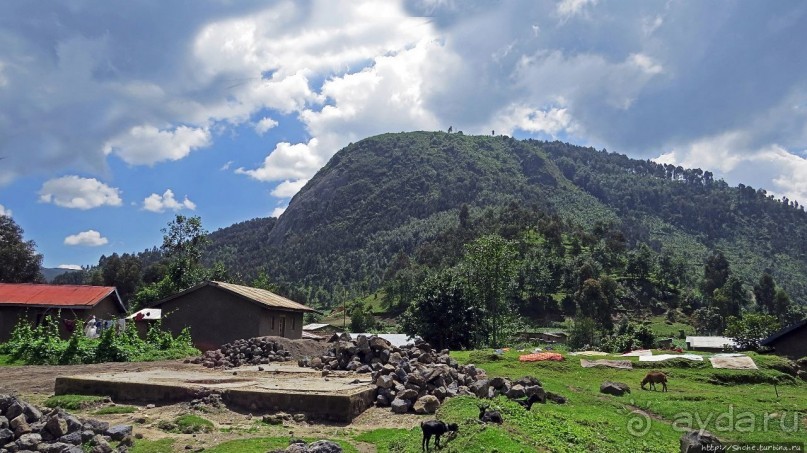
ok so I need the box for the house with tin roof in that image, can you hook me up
[150,281,318,351]
[760,318,807,359]
[0,283,125,341]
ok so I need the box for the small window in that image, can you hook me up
[271,316,275,330]
[292,317,296,330]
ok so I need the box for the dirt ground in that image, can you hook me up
[0,357,424,452]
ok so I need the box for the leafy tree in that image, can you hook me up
[753,272,776,314]
[0,215,44,283]
[162,215,210,290]
[772,289,792,324]
[400,269,486,350]
[567,317,596,350]
[460,234,518,347]
[692,307,723,335]
[702,251,730,298]
[725,314,780,351]
[576,278,613,329]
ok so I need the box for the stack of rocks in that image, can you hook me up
[300,334,557,414]
[191,337,293,368]
[0,394,133,453]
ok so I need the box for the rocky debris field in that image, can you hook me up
[0,394,133,453]
[269,438,343,452]
[299,334,566,414]
[189,336,329,369]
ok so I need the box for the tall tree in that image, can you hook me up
[0,215,44,283]
[753,272,776,314]
[162,215,209,289]
[461,234,518,347]
[702,250,730,298]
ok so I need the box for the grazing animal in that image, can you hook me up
[515,393,542,411]
[420,420,459,451]
[641,371,668,392]
[478,403,503,424]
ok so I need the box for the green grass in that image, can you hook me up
[206,437,358,453]
[44,394,107,410]
[174,414,215,434]
[130,438,174,453]
[94,405,138,415]
[646,315,696,339]
[438,349,807,448]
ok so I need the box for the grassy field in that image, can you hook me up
[80,347,807,452]
[351,349,805,452]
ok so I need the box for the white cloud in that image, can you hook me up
[0,204,11,217]
[556,0,598,20]
[220,160,234,171]
[254,117,278,135]
[491,105,576,137]
[629,53,663,75]
[236,139,323,181]
[57,264,82,270]
[103,125,211,166]
[271,179,309,198]
[39,176,122,210]
[657,131,807,205]
[64,230,108,246]
[143,189,197,213]
[271,206,287,217]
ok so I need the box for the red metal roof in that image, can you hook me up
[0,283,117,308]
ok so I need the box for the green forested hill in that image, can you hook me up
[202,131,807,311]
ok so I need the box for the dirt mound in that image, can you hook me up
[260,336,330,360]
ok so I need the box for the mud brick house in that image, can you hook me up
[151,281,318,351]
[760,319,807,359]
[0,283,125,341]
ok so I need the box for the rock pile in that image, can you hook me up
[300,334,560,414]
[0,394,133,453]
[190,337,293,368]
[269,439,342,453]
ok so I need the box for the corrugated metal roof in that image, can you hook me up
[303,323,330,330]
[126,308,162,320]
[212,281,316,312]
[0,283,118,308]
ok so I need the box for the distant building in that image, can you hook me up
[518,331,568,343]
[150,281,318,351]
[0,283,125,341]
[302,323,340,336]
[685,336,737,352]
[760,319,807,359]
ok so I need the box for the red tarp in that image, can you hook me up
[519,352,565,362]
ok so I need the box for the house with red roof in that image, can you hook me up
[0,283,126,341]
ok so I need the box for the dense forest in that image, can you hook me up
[44,131,807,344]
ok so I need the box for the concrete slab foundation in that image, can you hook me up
[54,365,377,422]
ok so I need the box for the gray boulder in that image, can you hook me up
[390,398,410,414]
[307,440,343,453]
[600,382,631,396]
[0,428,14,445]
[104,425,132,441]
[412,396,440,415]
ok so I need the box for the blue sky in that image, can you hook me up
[0,0,806,269]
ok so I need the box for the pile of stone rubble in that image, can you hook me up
[0,394,133,453]
[190,337,293,368]
[299,334,565,414]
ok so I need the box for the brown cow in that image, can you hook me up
[641,371,668,392]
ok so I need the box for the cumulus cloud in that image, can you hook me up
[271,206,287,217]
[236,139,323,181]
[254,117,279,135]
[0,204,11,217]
[271,179,309,198]
[103,125,211,166]
[143,189,197,213]
[39,176,122,210]
[58,264,82,270]
[656,131,807,204]
[1,1,806,207]
[64,230,108,246]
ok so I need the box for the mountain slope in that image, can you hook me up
[204,131,807,307]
